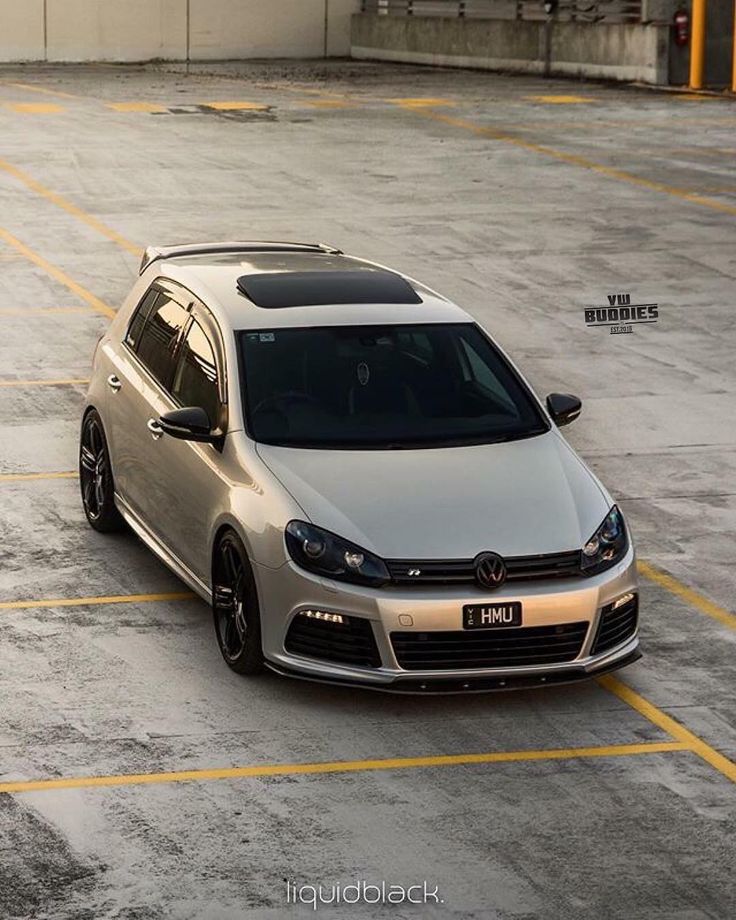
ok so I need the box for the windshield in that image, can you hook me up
[239,323,549,449]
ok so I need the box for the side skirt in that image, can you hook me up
[114,493,212,604]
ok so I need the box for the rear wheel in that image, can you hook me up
[79,410,125,533]
[212,531,264,675]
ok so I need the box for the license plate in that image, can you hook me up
[463,602,522,630]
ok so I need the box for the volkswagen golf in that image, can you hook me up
[80,241,640,692]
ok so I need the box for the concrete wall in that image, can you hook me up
[0,0,361,62]
[551,21,668,84]
[47,0,186,62]
[190,0,323,61]
[0,0,45,61]
[352,13,671,85]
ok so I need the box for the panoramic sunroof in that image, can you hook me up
[236,270,423,308]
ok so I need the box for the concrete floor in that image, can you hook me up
[0,61,735,919]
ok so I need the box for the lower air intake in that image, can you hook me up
[591,595,639,655]
[391,622,588,671]
[285,612,381,669]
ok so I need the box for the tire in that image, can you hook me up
[212,530,264,675]
[79,409,125,533]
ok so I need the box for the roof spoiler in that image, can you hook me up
[138,241,343,275]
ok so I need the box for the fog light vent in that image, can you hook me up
[592,594,638,654]
[285,611,381,668]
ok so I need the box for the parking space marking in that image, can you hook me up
[0,377,89,388]
[0,741,687,796]
[637,560,735,630]
[388,97,455,107]
[6,102,64,114]
[0,228,116,317]
[205,101,269,111]
[524,95,594,104]
[405,107,736,219]
[1,81,80,100]
[306,99,353,109]
[0,471,77,482]
[600,676,736,784]
[0,591,195,611]
[0,159,142,258]
[107,102,167,113]
[0,306,92,315]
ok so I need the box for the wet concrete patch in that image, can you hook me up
[152,104,277,123]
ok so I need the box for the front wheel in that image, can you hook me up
[212,531,264,675]
[79,410,125,533]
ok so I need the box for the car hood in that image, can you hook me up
[256,431,610,559]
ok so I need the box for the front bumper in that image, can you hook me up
[255,546,640,693]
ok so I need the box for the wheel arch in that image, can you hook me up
[210,517,257,587]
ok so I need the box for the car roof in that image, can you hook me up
[146,244,471,330]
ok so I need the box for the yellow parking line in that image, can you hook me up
[600,676,736,784]
[2,81,80,100]
[306,99,353,109]
[0,228,115,317]
[387,97,455,107]
[205,101,269,111]
[407,108,736,219]
[0,471,77,482]
[107,102,167,113]
[6,102,64,114]
[524,95,593,104]
[0,741,687,796]
[637,560,736,630]
[0,591,196,611]
[0,306,92,315]
[0,377,89,388]
[0,160,142,258]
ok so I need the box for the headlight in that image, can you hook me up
[581,505,628,575]
[285,521,390,587]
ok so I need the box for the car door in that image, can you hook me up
[143,302,229,583]
[106,284,191,529]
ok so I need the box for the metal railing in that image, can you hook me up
[360,1,643,24]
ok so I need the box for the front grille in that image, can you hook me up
[285,613,381,669]
[391,622,588,671]
[592,595,638,655]
[386,551,582,587]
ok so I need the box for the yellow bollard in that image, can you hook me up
[689,0,707,90]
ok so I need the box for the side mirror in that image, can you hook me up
[546,393,582,428]
[159,406,217,443]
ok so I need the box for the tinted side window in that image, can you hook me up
[136,295,190,389]
[172,320,219,424]
[125,288,159,352]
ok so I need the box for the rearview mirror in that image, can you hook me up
[159,406,217,443]
[546,393,582,427]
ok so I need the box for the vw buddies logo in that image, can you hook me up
[474,552,507,590]
[585,293,659,335]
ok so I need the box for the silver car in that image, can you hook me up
[80,241,640,692]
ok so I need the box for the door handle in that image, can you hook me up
[107,374,122,392]
[147,418,163,440]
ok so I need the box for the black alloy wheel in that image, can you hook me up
[79,410,124,533]
[212,531,264,675]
